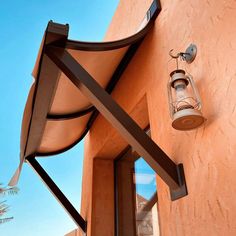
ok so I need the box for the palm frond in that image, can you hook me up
[0,187,19,196]
[0,203,9,210]
[0,184,18,224]
[0,200,7,206]
[0,205,9,216]
[0,201,9,215]
[0,217,13,224]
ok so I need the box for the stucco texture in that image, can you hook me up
[80,0,236,235]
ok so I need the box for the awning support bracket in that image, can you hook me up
[45,46,188,201]
[26,157,87,233]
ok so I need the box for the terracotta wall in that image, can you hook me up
[79,0,236,235]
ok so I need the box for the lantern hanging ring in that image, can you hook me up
[169,49,185,59]
[169,44,197,64]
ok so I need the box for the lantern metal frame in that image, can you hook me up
[167,70,202,119]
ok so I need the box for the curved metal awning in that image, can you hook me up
[17,1,156,165]
[9,1,161,188]
[9,0,188,233]
[30,16,153,157]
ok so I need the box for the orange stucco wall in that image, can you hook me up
[79,0,236,235]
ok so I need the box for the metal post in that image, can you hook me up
[26,157,87,232]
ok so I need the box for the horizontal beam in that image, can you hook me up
[45,46,187,200]
[26,157,87,232]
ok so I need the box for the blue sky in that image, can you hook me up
[0,0,119,235]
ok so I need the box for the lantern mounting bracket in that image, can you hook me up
[169,43,197,64]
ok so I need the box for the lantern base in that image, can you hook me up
[172,108,205,131]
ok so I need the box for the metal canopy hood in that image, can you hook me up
[9,0,187,233]
[10,0,161,185]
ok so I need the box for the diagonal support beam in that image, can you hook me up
[26,157,87,232]
[45,46,187,200]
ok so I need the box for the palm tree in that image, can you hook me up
[0,185,19,224]
[0,201,13,224]
[0,185,19,196]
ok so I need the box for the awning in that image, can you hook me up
[9,0,188,233]
[10,1,158,186]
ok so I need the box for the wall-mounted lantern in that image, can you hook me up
[167,44,205,131]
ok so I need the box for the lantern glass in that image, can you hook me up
[172,80,196,112]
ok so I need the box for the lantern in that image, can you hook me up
[167,45,205,130]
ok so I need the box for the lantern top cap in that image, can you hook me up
[170,69,185,77]
[170,69,189,87]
